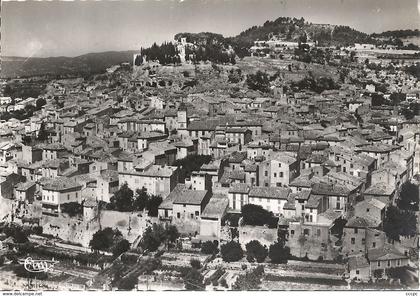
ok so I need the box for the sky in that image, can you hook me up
[2,0,419,58]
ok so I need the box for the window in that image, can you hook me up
[362,238,365,245]
[317,229,321,237]
[350,164,354,168]
[343,167,346,173]
[264,171,268,177]
[397,259,401,266]
[351,238,355,244]
[76,192,78,198]
[290,230,295,235]
[190,213,194,219]
[354,228,358,234]
[366,208,370,212]
[195,211,199,217]
[387,260,391,267]
[303,229,310,236]
[67,194,70,200]
[377,261,381,267]
[356,270,359,275]
[280,172,284,178]
[177,212,180,218]
[278,163,282,168]
[373,242,376,248]
[274,173,277,177]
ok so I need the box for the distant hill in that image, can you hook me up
[1,50,137,78]
[371,29,419,39]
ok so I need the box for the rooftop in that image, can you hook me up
[249,186,290,200]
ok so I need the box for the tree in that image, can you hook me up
[109,183,134,212]
[165,224,180,247]
[398,182,419,211]
[35,98,46,109]
[14,228,29,244]
[173,155,212,180]
[383,206,417,241]
[245,240,268,263]
[146,195,163,217]
[220,241,243,262]
[190,259,201,269]
[241,204,278,228]
[389,92,406,106]
[268,241,290,264]
[61,202,83,217]
[112,239,130,257]
[201,240,219,255]
[118,274,138,290]
[37,121,48,141]
[228,69,242,83]
[183,268,205,290]
[134,188,148,211]
[89,227,122,252]
[140,223,167,252]
[246,71,270,93]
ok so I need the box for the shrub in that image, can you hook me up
[201,240,219,255]
[245,240,268,263]
[268,241,290,264]
[373,269,383,279]
[183,267,205,290]
[190,259,201,270]
[220,241,243,262]
[89,227,123,252]
[112,239,130,257]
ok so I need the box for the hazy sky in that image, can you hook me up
[2,0,419,57]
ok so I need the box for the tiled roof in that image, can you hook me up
[15,181,36,191]
[201,195,229,219]
[228,183,250,194]
[348,255,369,270]
[43,177,82,192]
[172,187,209,205]
[305,194,322,209]
[367,245,407,261]
[312,182,353,197]
[345,216,380,228]
[249,186,290,200]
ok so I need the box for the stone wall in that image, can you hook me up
[238,225,277,248]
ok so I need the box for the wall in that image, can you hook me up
[238,225,277,249]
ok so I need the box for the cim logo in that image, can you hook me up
[18,257,58,273]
